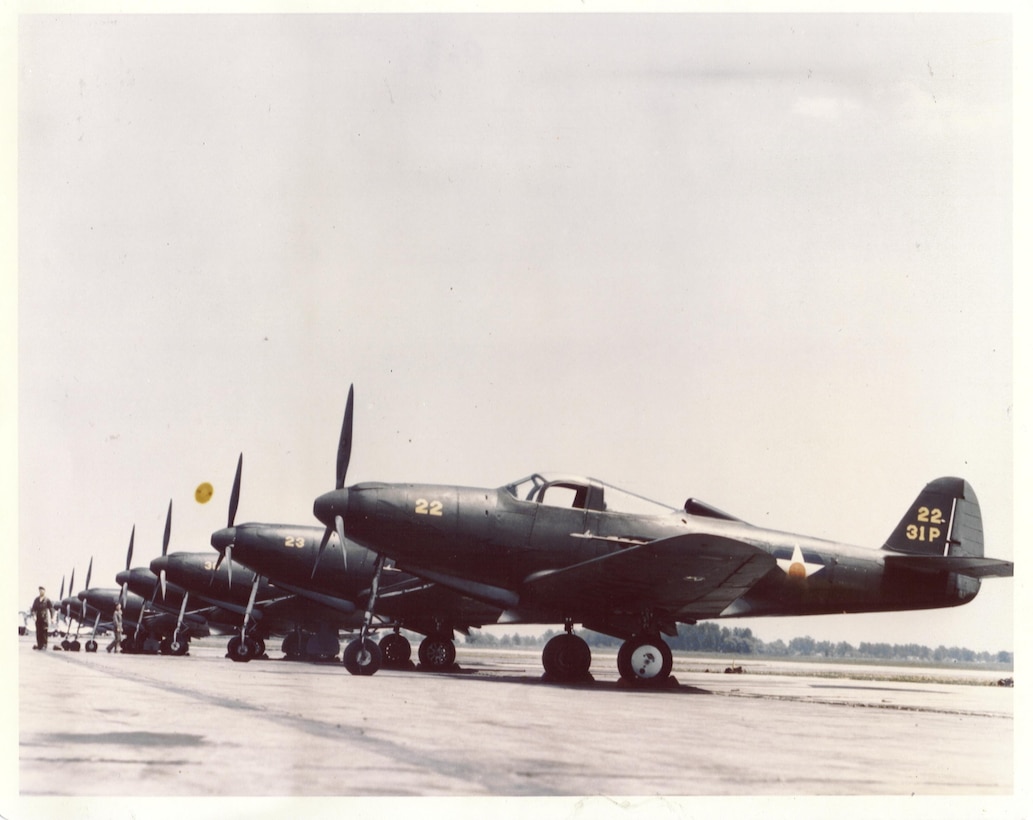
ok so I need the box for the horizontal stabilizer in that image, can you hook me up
[884,554,1013,578]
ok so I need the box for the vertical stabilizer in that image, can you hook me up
[883,477,984,558]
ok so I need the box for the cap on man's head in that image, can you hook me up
[38,586,45,592]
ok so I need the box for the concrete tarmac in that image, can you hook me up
[17,638,1013,799]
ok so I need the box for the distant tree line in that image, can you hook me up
[463,622,1012,665]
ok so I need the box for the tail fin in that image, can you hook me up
[883,477,983,558]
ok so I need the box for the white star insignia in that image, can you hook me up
[776,545,824,580]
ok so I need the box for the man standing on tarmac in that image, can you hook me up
[108,603,124,653]
[30,586,54,650]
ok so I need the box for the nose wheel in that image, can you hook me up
[227,635,262,663]
[343,637,382,675]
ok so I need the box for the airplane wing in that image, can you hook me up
[519,533,776,620]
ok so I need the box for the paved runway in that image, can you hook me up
[16,636,1013,804]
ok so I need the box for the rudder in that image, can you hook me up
[883,477,984,558]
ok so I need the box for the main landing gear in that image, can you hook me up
[417,634,457,671]
[378,631,413,669]
[617,634,674,686]
[340,630,458,674]
[282,627,341,661]
[539,623,675,687]
[542,624,593,683]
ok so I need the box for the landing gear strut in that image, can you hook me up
[342,554,385,676]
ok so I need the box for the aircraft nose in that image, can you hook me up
[313,489,348,527]
[211,527,237,551]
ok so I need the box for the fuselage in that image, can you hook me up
[209,522,503,634]
[314,475,980,628]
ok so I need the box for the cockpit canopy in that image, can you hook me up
[503,473,680,516]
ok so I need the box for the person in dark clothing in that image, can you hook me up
[30,587,54,650]
[108,603,124,653]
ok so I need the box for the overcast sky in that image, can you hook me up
[12,13,1014,655]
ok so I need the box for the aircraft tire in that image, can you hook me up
[542,634,592,681]
[167,638,188,656]
[85,640,98,653]
[69,640,81,652]
[61,639,71,650]
[227,635,254,663]
[343,638,382,676]
[418,636,456,671]
[379,633,412,668]
[282,632,302,659]
[617,635,673,685]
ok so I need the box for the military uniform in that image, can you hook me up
[109,606,124,653]
[30,591,54,650]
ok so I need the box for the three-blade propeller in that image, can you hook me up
[312,385,353,577]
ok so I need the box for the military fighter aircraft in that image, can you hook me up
[208,454,502,671]
[117,563,226,655]
[151,549,357,661]
[77,587,210,654]
[313,386,1014,685]
[108,508,213,654]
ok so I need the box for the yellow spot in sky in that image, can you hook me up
[195,482,214,504]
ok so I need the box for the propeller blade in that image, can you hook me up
[335,515,346,573]
[336,385,354,490]
[162,500,172,556]
[119,582,128,608]
[212,549,223,587]
[84,556,93,591]
[229,453,242,528]
[311,523,334,578]
[225,545,233,588]
[159,569,167,601]
[125,527,134,571]
[68,568,75,597]
[59,576,65,602]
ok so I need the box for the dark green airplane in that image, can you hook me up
[313,387,1014,686]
